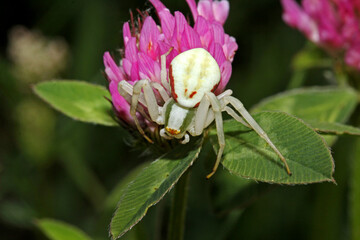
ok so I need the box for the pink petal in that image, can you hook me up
[335,0,360,43]
[174,12,187,38]
[172,11,188,52]
[197,0,215,22]
[109,81,133,123]
[130,62,140,82]
[345,44,360,70]
[103,52,125,83]
[354,0,360,13]
[223,34,238,61]
[303,0,337,25]
[194,16,212,48]
[149,0,167,12]
[194,15,210,36]
[210,22,225,45]
[122,58,132,77]
[181,25,202,50]
[122,22,132,47]
[124,38,140,81]
[158,9,176,39]
[302,0,343,47]
[125,38,139,63]
[186,0,198,21]
[212,0,229,25]
[281,0,320,43]
[138,52,161,83]
[208,41,226,67]
[139,17,161,60]
[149,0,175,41]
[215,60,232,94]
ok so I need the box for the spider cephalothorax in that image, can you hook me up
[118,48,292,178]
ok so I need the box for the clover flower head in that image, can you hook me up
[104,0,237,130]
[281,0,360,70]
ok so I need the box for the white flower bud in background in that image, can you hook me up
[6,26,69,165]
[7,26,69,84]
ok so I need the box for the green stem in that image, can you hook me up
[167,169,191,240]
[334,59,349,87]
[287,70,306,90]
[350,138,360,240]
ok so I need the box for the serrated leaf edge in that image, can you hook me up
[214,111,335,185]
[251,86,358,113]
[109,143,203,240]
[310,122,360,136]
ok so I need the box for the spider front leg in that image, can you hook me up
[204,92,226,179]
[223,106,251,128]
[119,81,151,122]
[224,95,292,176]
[160,48,173,92]
[127,79,165,143]
[192,89,234,135]
[194,96,211,136]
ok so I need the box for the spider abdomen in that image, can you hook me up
[169,48,221,108]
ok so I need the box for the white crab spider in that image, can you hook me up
[118,48,292,179]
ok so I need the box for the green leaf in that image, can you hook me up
[211,112,334,184]
[252,86,358,145]
[105,162,151,212]
[34,80,118,126]
[252,87,357,123]
[36,219,92,240]
[110,139,203,239]
[307,121,360,136]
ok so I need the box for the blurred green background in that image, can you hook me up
[0,0,357,239]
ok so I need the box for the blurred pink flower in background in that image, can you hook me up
[281,0,360,70]
[104,0,237,129]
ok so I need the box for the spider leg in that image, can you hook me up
[180,133,190,144]
[205,92,225,179]
[196,90,233,130]
[131,80,162,143]
[217,89,233,99]
[199,89,233,130]
[118,80,153,122]
[160,48,173,92]
[194,96,211,136]
[119,81,146,105]
[160,128,173,140]
[151,82,170,102]
[121,81,168,123]
[224,96,292,176]
[223,106,251,128]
